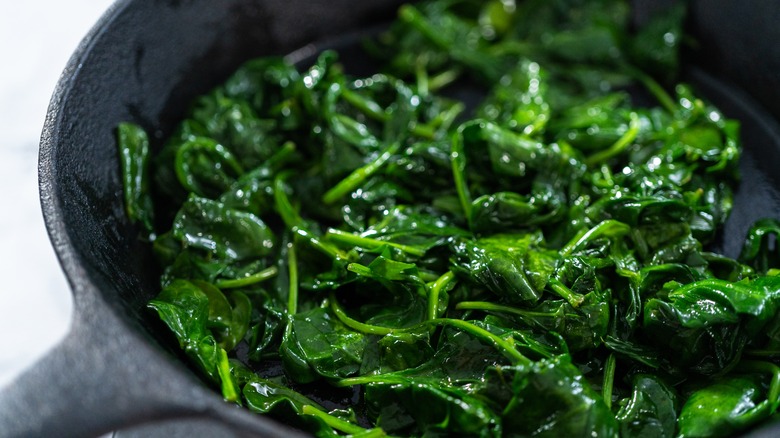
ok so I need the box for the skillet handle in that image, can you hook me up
[0,303,178,437]
[0,296,228,437]
[0,293,299,438]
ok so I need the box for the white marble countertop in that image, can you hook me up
[0,0,115,389]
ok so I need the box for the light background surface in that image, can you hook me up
[0,0,115,389]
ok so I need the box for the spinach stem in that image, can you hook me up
[561,220,631,256]
[322,141,402,204]
[411,124,436,140]
[416,55,430,96]
[420,270,443,283]
[456,301,550,319]
[354,429,388,438]
[217,348,240,403]
[301,404,384,436]
[745,349,780,358]
[274,174,350,262]
[336,374,409,388]
[346,263,373,277]
[428,68,462,92]
[625,64,677,113]
[264,141,297,170]
[426,318,531,365]
[584,112,640,166]
[295,228,351,262]
[347,261,425,286]
[330,296,531,366]
[330,295,393,335]
[287,243,299,316]
[427,101,465,133]
[341,85,442,140]
[602,353,616,409]
[326,228,426,257]
[341,87,388,122]
[428,271,455,320]
[273,174,305,228]
[216,266,279,289]
[451,127,473,222]
[547,278,585,308]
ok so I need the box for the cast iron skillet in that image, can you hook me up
[2,0,780,436]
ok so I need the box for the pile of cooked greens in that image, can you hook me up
[118,0,780,436]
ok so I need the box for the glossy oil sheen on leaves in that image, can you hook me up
[121,0,780,436]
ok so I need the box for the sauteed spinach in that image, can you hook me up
[119,0,780,436]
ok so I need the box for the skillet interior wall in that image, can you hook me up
[688,1,780,122]
[685,0,780,255]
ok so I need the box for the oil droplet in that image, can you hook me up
[663,32,676,46]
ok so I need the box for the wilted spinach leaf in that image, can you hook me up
[120,0,780,436]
